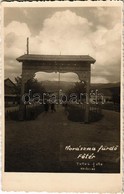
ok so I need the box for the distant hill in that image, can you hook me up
[91,82,120,89]
[41,81,75,92]
[8,77,120,98]
[41,81,120,96]
[91,82,120,104]
[91,82,120,96]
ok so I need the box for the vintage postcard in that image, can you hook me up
[2,1,123,192]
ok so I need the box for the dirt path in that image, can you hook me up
[5,105,120,172]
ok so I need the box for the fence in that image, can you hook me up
[5,104,44,121]
[66,103,102,123]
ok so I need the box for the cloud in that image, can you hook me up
[4,9,121,83]
[30,10,94,56]
[90,7,121,29]
[91,22,121,83]
[4,21,31,58]
[91,76,109,84]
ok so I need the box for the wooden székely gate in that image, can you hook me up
[16,54,96,123]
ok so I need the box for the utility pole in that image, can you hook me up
[58,65,60,105]
[58,51,61,105]
[27,37,29,54]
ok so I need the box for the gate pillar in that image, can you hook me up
[18,64,35,120]
[76,70,91,123]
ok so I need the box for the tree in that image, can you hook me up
[110,87,120,105]
[14,76,46,96]
[66,81,86,101]
[15,76,22,95]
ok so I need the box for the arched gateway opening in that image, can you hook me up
[16,54,96,123]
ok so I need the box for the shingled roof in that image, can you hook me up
[16,54,96,63]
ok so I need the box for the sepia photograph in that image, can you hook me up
[3,3,122,177]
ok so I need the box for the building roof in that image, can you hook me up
[4,78,17,95]
[16,54,96,63]
[4,78,16,87]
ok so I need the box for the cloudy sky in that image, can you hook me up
[4,6,121,83]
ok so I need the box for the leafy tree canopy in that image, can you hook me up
[14,76,46,95]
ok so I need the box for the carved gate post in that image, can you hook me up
[19,63,35,120]
[76,70,91,123]
[85,71,90,123]
[18,71,27,121]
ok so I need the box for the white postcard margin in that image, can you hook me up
[1,1,123,192]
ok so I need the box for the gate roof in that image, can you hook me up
[17,54,96,63]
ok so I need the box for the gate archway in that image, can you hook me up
[17,54,96,123]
